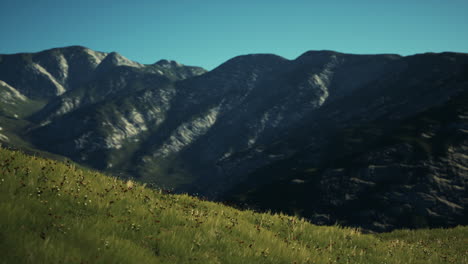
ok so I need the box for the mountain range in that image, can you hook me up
[0,46,467,231]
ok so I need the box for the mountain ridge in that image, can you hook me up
[0,46,467,231]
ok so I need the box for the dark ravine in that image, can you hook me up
[0,46,467,231]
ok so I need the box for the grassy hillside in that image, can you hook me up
[0,147,466,264]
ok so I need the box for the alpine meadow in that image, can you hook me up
[1,147,467,263]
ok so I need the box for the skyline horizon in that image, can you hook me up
[2,1,467,70]
[1,44,465,71]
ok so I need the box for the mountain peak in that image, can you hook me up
[295,50,343,62]
[154,59,183,67]
[212,53,288,72]
[96,52,142,72]
[226,53,288,63]
[39,45,91,55]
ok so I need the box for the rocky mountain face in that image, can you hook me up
[0,46,466,231]
[225,87,468,231]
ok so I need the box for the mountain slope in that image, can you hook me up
[0,47,467,231]
[226,87,468,231]
[0,46,206,178]
[0,46,107,99]
[1,147,467,264]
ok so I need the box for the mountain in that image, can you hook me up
[226,88,468,231]
[0,46,467,231]
[2,147,467,264]
[0,46,206,168]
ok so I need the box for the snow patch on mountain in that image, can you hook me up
[39,97,82,126]
[84,49,108,67]
[300,55,339,107]
[32,63,66,95]
[39,120,51,127]
[57,97,81,116]
[244,56,339,149]
[103,109,148,149]
[0,80,27,103]
[138,89,174,120]
[100,52,143,69]
[154,106,221,158]
[247,109,284,147]
[55,53,69,83]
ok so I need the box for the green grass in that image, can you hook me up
[0,147,466,264]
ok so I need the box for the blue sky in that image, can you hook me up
[1,0,467,70]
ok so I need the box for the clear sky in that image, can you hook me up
[1,0,467,70]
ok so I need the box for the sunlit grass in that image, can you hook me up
[0,147,466,263]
